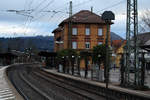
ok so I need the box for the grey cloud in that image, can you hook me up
[0,0,149,37]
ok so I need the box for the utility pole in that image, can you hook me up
[125,0,140,86]
[68,1,72,49]
[102,11,115,100]
[91,6,93,13]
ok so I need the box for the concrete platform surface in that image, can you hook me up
[0,66,24,100]
[44,69,150,98]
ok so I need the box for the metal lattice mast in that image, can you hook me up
[125,0,139,86]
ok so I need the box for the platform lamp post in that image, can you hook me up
[102,11,115,100]
[98,54,101,70]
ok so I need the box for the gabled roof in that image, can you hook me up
[52,27,63,33]
[138,32,150,46]
[112,40,123,48]
[59,10,107,26]
[145,40,150,45]
[112,40,126,53]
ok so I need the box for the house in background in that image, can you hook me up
[111,40,126,67]
[52,10,113,69]
[111,32,150,68]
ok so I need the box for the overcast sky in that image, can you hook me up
[0,0,149,38]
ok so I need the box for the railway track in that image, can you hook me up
[32,71,105,100]
[6,64,150,100]
[33,69,106,99]
[7,66,106,100]
[7,66,52,100]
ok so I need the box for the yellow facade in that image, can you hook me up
[115,41,126,67]
[54,24,110,51]
[53,10,113,69]
[54,23,111,69]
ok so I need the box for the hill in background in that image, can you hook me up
[111,32,124,41]
[0,32,123,53]
[0,36,54,53]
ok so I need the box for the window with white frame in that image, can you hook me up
[85,28,90,35]
[98,42,102,45]
[85,42,90,49]
[72,28,77,35]
[88,60,91,65]
[98,28,102,36]
[72,42,77,49]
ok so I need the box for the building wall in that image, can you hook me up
[54,31,63,52]
[54,23,111,69]
[63,24,68,49]
[62,23,110,50]
[77,24,85,49]
[115,42,126,67]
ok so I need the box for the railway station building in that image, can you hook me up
[52,10,113,69]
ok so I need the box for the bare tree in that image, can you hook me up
[140,9,150,32]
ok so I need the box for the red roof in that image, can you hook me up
[112,40,126,52]
[59,10,108,26]
[52,27,63,33]
[112,40,123,48]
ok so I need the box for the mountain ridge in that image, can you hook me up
[0,32,123,53]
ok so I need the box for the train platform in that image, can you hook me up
[0,66,23,100]
[43,68,150,98]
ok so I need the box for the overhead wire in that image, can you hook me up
[25,0,55,36]
[31,0,70,35]
[73,0,94,8]
[33,0,47,11]
[23,0,35,36]
[34,0,54,14]
[52,2,69,11]
[11,0,125,37]
[22,0,48,36]
[73,0,126,22]
[96,0,125,13]
[29,0,55,22]
[24,0,27,11]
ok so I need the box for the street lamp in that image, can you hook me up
[98,54,101,58]
[102,11,115,100]
[61,56,65,73]
[72,55,74,58]
[78,56,80,58]
[98,54,101,70]
[71,55,75,75]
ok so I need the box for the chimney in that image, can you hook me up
[91,6,93,13]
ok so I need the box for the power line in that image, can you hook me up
[35,0,55,13]
[22,0,35,36]
[30,0,55,21]
[97,0,125,13]
[73,0,125,22]
[33,0,47,11]
[74,0,94,8]
[2,0,125,37]
[52,2,69,11]
[21,0,54,36]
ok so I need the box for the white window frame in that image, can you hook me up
[98,28,103,36]
[85,28,90,35]
[98,42,102,45]
[85,42,90,49]
[72,28,77,35]
[72,42,77,49]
